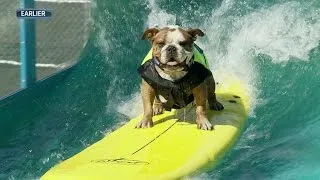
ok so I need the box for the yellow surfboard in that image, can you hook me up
[41,74,249,180]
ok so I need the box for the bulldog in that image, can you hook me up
[136,25,224,130]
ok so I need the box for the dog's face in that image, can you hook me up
[142,26,204,73]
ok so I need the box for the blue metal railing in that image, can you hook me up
[19,0,36,88]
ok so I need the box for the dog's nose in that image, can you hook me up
[167,45,177,55]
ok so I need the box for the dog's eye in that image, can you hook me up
[179,41,187,46]
[158,43,165,48]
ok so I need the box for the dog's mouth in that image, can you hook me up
[166,57,179,66]
[165,57,188,66]
[160,57,187,71]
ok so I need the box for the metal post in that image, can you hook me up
[20,0,36,88]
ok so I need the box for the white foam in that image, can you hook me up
[200,1,320,115]
[117,92,142,119]
[229,1,320,63]
[94,16,115,68]
[145,0,176,28]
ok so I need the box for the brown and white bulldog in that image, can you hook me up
[136,25,224,130]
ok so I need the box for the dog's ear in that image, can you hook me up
[142,28,159,40]
[187,28,205,41]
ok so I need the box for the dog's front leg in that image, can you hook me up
[206,75,224,111]
[136,79,155,128]
[153,96,164,115]
[193,83,213,130]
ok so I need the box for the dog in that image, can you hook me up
[136,25,224,130]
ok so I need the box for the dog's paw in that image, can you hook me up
[135,118,154,128]
[196,117,213,130]
[153,103,164,115]
[209,101,224,111]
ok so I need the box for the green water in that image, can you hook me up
[0,0,319,179]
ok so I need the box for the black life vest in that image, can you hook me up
[137,58,212,111]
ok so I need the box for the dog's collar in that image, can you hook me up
[152,57,161,66]
[152,55,194,71]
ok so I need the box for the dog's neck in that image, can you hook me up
[154,65,187,81]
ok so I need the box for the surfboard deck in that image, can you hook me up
[41,75,249,180]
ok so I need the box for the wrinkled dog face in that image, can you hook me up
[142,26,204,72]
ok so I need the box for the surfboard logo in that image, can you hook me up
[91,158,149,165]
